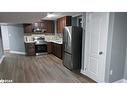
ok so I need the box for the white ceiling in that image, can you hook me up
[42,12,82,20]
[0,12,47,24]
[0,12,82,24]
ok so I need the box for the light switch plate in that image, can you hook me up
[110,70,113,75]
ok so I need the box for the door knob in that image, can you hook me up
[99,52,103,55]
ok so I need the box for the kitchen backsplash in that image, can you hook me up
[24,33,63,42]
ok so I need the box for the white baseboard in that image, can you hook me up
[80,69,87,75]
[81,69,127,83]
[80,69,99,82]
[10,51,26,55]
[123,79,127,83]
[113,79,127,83]
[0,55,5,64]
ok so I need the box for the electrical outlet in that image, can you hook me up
[110,70,113,75]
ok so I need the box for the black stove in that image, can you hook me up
[33,37,47,55]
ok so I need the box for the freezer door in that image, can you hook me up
[63,52,73,70]
[63,27,72,54]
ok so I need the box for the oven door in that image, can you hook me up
[35,44,47,55]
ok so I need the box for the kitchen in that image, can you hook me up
[1,12,126,83]
[24,14,83,69]
[0,12,95,83]
[24,16,66,58]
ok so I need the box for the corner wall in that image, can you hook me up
[1,26,10,50]
[105,13,127,82]
[8,24,25,53]
[81,12,86,70]
[124,46,127,79]
[0,26,4,62]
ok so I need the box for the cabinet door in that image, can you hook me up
[57,19,60,33]
[61,17,66,32]
[66,16,72,26]
[56,20,59,32]
[24,24,32,33]
[57,16,72,33]
[41,21,47,29]
[28,48,35,55]
[56,44,62,59]
[25,43,35,56]
[47,21,51,33]
[54,43,57,56]
[47,42,52,53]
[51,43,63,59]
[59,18,62,33]
[47,21,54,33]
[52,43,55,55]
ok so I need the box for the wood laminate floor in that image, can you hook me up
[0,53,95,83]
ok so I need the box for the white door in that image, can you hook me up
[82,13,109,82]
[1,26,10,51]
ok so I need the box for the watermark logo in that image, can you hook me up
[0,79,13,83]
[0,72,13,83]
[0,72,3,78]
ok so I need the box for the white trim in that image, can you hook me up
[81,69,127,83]
[113,79,124,83]
[81,69,86,75]
[113,79,127,83]
[81,69,98,82]
[81,13,110,83]
[123,79,127,83]
[0,55,5,64]
[72,13,82,17]
[10,51,26,55]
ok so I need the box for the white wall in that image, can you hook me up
[8,24,25,53]
[105,13,127,82]
[124,47,127,79]
[81,12,127,83]
[1,26,10,50]
[0,27,4,62]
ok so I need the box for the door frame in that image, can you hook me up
[1,25,10,51]
[81,12,109,83]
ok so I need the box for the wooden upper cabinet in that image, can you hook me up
[41,20,54,33]
[65,16,72,26]
[57,16,72,33]
[47,20,54,33]
[41,20,47,29]
[25,43,35,56]
[60,18,64,32]
[24,20,54,34]
[23,24,33,33]
[57,19,60,33]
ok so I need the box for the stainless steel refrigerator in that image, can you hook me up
[63,26,82,70]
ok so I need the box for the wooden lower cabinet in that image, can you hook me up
[23,24,33,33]
[25,43,35,56]
[47,42,52,54]
[55,43,62,59]
[25,42,62,59]
[47,42,63,59]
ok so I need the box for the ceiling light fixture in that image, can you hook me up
[46,13,56,18]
